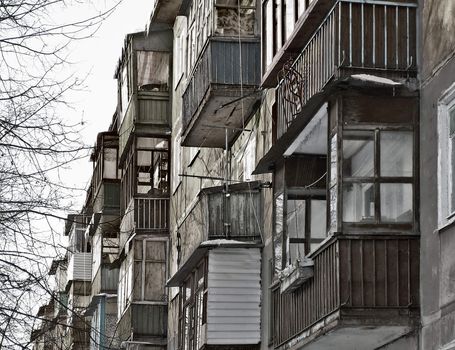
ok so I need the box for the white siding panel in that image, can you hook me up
[68,253,92,281]
[207,248,261,345]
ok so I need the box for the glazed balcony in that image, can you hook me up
[276,0,417,138]
[182,38,261,148]
[115,31,173,160]
[271,235,419,349]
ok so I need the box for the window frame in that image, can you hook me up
[341,128,415,229]
[438,83,455,227]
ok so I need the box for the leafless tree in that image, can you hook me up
[0,1,120,348]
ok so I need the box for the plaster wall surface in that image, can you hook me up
[420,0,455,348]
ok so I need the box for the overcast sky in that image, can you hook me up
[61,0,155,209]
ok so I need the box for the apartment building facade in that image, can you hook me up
[30,0,455,349]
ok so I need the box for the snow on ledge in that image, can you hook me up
[200,239,256,246]
[351,74,402,86]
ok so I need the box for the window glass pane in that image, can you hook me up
[265,0,273,66]
[137,51,169,91]
[311,200,326,239]
[343,183,375,222]
[286,199,305,240]
[380,183,412,222]
[380,131,413,177]
[215,8,255,35]
[274,194,284,273]
[288,242,305,263]
[343,132,374,177]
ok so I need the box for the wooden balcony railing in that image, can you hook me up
[204,189,262,240]
[271,235,419,347]
[277,0,417,138]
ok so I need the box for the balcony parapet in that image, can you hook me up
[182,38,261,148]
[271,234,419,348]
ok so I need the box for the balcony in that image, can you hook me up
[67,253,92,282]
[91,265,119,297]
[119,91,170,158]
[182,38,261,148]
[271,235,419,349]
[276,0,417,138]
[117,304,167,344]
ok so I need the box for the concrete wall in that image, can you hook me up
[168,13,275,349]
[420,0,455,349]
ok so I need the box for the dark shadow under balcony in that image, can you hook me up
[182,38,261,148]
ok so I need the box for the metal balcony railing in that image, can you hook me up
[277,0,417,138]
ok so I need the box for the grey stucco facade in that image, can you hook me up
[420,1,455,349]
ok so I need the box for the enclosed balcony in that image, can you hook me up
[275,0,417,138]
[115,31,172,159]
[181,0,260,148]
[168,247,261,350]
[117,238,168,346]
[67,253,92,282]
[271,235,419,349]
[119,135,170,249]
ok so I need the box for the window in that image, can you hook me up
[285,197,326,265]
[273,192,327,272]
[342,129,414,224]
[438,83,455,226]
[214,0,256,36]
[174,17,188,89]
[172,131,182,193]
[179,259,207,350]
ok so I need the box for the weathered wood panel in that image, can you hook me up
[207,248,261,345]
[206,190,262,240]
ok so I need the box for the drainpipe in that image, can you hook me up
[100,297,105,349]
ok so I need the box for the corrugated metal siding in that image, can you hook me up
[68,253,92,281]
[210,40,260,86]
[207,248,261,345]
[138,91,170,125]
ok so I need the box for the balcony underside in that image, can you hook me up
[287,309,418,350]
[182,84,259,148]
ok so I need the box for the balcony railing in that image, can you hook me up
[120,196,169,248]
[277,0,417,138]
[272,236,419,347]
[181,38,260,147]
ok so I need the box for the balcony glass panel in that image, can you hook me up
[380,183,413,222]
[380,131,413,177]
[343,132,374,178]
[343,183,375,222]
[215,0,256,36]
[137,51,169,91]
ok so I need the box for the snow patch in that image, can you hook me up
[351,74,402,86]
[200,239,255,246]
